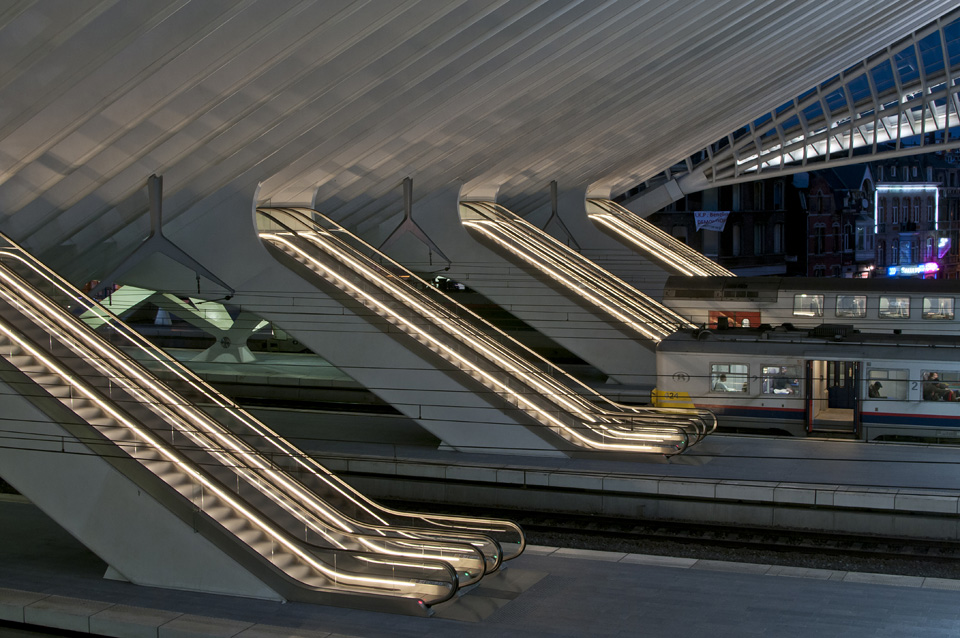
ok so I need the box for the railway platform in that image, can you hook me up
[250,407,960,542]
[2,496,960,637]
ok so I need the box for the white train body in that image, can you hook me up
[655,325,960,441]
[662,276,960,336]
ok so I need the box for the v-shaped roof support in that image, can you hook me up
[91,175,234,299]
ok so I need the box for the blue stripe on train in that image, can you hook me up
[861,413,960,428]
[701,404,960,429]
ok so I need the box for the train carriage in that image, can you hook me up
[655,324,960,441]
[662,276,960,337]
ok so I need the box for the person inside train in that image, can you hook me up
[923,372,954,401]
[714,373,733,392]
[771,370,794,394]
[868,381,883,398]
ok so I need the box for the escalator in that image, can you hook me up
[458,201,697,344]
[257,207,716,456]
[585,199,733,277]
[0,233,523,614]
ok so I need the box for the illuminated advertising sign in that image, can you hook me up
[887,262,939,277]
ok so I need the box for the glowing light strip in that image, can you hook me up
[470,218,674,331]
[466,202,694,329]
[0,244,520,555]
[586,201,733,276]
[263,210,709,442]
[294,231,603,423]
[591,214,707,276]
[0,320,449,596]
[263,233,681,451]
[0,274,489,573]
[270,209,706,440]
[0,271,363,537]
[0,275,487,570]
[451,206,712,439]
[464,220,669,342]
[0,250,393,525]
[876,184,940,233]
[263,211,621,426]
[290,226,701,441]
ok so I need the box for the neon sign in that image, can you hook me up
[887,262,939,276]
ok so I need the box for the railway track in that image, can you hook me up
[395,502,960,579]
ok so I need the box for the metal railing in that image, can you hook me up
[586,199,733,277]
[258,208,715,455]
[0,232,531,607]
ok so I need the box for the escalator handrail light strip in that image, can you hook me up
[262,233,684,451]
[0,318,446,592]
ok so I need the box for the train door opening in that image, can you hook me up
[805,360,860,436]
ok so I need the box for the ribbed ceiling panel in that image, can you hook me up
[0,1,953,280]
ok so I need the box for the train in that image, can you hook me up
[653,322,960,442]
[661,275,960,336]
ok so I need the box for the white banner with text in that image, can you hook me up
[694,210,730,232]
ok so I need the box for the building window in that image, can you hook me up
[739,183,752,211]
[877,240,886,266]
[927,197,934,223]
[843,223,852,251]
[913,165,918,178]
[891,239,900,265]
[913,198,920,223]
[891,165,898,176]
[813,264,826,277]
[878,200,885,223]
[773,223,783,254]
[732,224,742,256]
[754,223,765,255]
[702,229,719,256]
[892,198,899,223]
[773,182,784,209]
[925,237,934,261]
[754,182,764,209]
[814,225,825,255]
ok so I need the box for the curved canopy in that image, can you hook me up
[0,1,954,281]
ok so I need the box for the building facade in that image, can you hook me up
[647,152,960,279]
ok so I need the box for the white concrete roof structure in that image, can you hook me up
[0,1,957,283]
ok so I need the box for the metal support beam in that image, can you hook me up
[92,175,235,299]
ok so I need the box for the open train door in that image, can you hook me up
[805,359,860,437]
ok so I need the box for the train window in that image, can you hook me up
[867,369,908,400]
[922,297,955,320]
[793,294,824,317]
[878,295,910,319]
[922,371,960,402]
[835,295,866,318]
[711,364,748,393]
[761,365,801,395]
